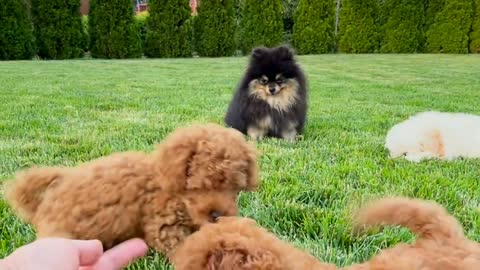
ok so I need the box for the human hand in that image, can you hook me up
[0,237,148,270]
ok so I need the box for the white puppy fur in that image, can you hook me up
[385,111,480,162]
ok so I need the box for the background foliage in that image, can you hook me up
[144,0,192,58]
[89,0,142,58]
[0,0,35,60]
[193,0,236,57]
[238,0,284,54]
[338,0,380,53]
[292,0,336,54]
[30,0,85,59]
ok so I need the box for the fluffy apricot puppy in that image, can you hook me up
[3,123,259,257]
[171,217,331,270]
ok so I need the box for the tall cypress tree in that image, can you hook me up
[238,0,284,54]
[380,0,425,53]
[193,0,236,57]
[31,0,85,59]
[338,0,380,53]
[0,0,35,60]
[89,0,142,58]
[292,0,335,54]
[144,0,192,58]
[425,0,473,53]
[469,0,480,53]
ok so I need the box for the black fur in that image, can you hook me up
[224,45,308,139]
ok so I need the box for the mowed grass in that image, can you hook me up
[1,54,480,268]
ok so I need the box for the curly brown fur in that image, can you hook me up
[173,197,480,270]
[3,123,259,256]
[171,217,334,270]
[347,197,480,270]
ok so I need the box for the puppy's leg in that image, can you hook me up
[247,126,266,140]
[281,128,298,141]
[405,151,436,162]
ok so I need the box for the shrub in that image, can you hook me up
[338,0,380,53]
[292,0,335,54]
[89,0,142,58]
[144,0,192,58]
[193,0,236,57]
[30,0,85,59]
[470,0,480,53]
[0,0,35,60]
[238,0,284,54]
[283,0,300,38]
[135,11,148,53]
[379,0,425,53]
[82,16,89,52]
[424,0,445,31]
[425,0,473,53]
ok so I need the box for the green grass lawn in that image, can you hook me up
[1,54,480,269]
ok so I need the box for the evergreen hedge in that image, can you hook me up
[338,0,380,53]
[30,0,85,59]
[0,0,35,60]
[144,0,192,58]
[292,0,335,54]
[425,0,473,53]
[193,0,236,57]
[379,0,424,53]
[238,0,284,54]
[469,0,480,53]
[89,0,142,58]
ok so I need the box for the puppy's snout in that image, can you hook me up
[268,86,276,94]
[209,211,222,222]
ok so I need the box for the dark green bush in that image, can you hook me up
[89,0,142,58]
[292,0,335,54]
[238,0,284,54]
[424,0,445,31]
[31,0,85,59]
[469,0,480,53]
[0,0,35,60]
[379,0,425,53]
[425,0,473,53]
[338,0,380,53]
[282,0,300,38]
[193,0,236,57]
[144,0,192,58]
[82,16,89,52]
[135,12,148,52]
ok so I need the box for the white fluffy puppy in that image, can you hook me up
[385,111,480,162]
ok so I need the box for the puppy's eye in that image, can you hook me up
[276,79,284,84]
[209,211,221,222]
[259,78,268,85]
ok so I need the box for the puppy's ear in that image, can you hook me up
[250,46,269,61]
[276,45,295,61]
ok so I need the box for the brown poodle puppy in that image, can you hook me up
[172,197,480,270]
[3,123,259,257]
[171,216,331,270]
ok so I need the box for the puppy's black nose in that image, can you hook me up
[209,211,221,222]
[269,87,276,94]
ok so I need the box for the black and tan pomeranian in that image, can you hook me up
[224,45,307,140]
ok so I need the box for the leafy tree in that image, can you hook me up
[238,0,284,54]
[425,0,473,53]
[31,0,85,59]
[193,0,236,57]
[469,0,480,53]
[0,0,35,60]
[89,0,142,58]
[144,0,192,58]
[292,0,336,54]
[380,0,425,53]
[338,0,380,53]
